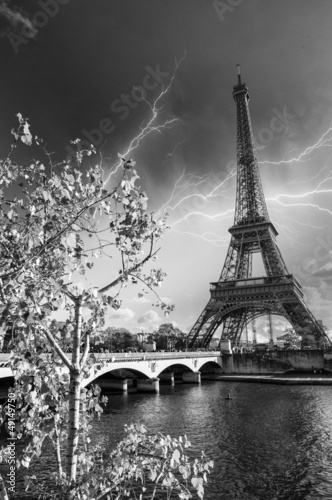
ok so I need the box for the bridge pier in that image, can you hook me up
[182,371,201,384]
[158,372,175,385]
[137,378,160,393]
[96,378,128,392]
[221,354,234,374]
[127,378,137,393]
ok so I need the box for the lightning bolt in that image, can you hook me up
[161,122,332,247]
[166,140,186,157]
[156,164,236,245]
[267,174,332,218]
[96,71,332,250]
[256,125,332,238]
[281,157,331,188]
[173,229,230,247]
[162,169,236,214]
[270,199,332,217]
[158,170,210,211]
[270,210,326,230]
[172,208,234,227]
[260,123,332,165]
[102,51,187,186]
[271,222,306,246]
[161,171,236,246]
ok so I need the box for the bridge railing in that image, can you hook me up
[91,351,220,362]
[0,351,221,365]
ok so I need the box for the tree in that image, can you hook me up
[295,324,322,348]
[94,327,138,351]
[152,323,185,351]
[0,116,212,498]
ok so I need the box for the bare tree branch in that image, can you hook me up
[41,327,71,370]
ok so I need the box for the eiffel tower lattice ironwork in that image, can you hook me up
[187,66,331,349]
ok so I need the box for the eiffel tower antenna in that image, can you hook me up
[237,63,241,81]
[186,67,331,349]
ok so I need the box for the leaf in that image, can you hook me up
[172,448,181,464]
[21,122,33,146]
[21,455,32,468]
[148,470,157,481]
[66,233,76,248]
[181,465,191,480]
[191,477,201,488]
[191,477,204,499]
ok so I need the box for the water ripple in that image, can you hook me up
[2,382,332,499]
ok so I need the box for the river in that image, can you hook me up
[3,380,332,499]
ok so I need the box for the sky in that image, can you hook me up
[1,0,332,341]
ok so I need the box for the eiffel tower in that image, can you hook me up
[187,66,330,349]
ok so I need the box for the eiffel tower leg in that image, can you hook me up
[187,301,219,348]
[187,301,243,348]
[220,238,253,281]
[259,234,288,276]
[220,243,239,281]
[235,245,252,279]
[283,299,330,346]
[200,308,249,347]
[222,313,248,346]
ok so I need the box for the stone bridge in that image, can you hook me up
[0,352,222,393]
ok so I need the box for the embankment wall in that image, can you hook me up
[222,350,324,374]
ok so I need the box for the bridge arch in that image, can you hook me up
[83,362,152,388]
[82,355,222,388]
[199,360,223,371]
[203,306,291,346]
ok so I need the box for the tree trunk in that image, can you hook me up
[0,475,8,500]
[66,297,82,485]
[54,416,63,478]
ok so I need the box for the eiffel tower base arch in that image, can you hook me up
[188,275,329,349]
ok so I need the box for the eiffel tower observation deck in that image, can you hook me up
[187,66,331,349]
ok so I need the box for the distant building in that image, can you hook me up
[209,338,220,350]
[276,328,301,348]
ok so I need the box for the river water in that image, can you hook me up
[3,380,332,499]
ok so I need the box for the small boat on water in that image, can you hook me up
[225,393,233,400]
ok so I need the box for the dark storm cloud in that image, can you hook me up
[1,0,332,332]
[0,0,37,38]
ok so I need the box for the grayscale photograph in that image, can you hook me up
[0,1,332,499]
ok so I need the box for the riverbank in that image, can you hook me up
[216,372,332,385]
